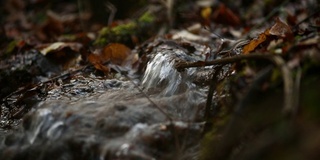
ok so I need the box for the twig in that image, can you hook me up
[161,0,175,27]
[205,66,222,120]
[176,53,294,114]
[271,56,294,114]
[176,54,273,69]
[293,67,302,115]
[105,1,117,26]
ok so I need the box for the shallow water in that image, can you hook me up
[0,40,210,160]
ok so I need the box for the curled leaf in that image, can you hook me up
[39,42,82,56]
[88,43,133,74]
[243,29,270,54]
[38,42,82,68]
[243,18,293,54]
[269,18,293,38]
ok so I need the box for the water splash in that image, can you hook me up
[142,46,198,96]
[46,121,64,140]
[26,108,52,144]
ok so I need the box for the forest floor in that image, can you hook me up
[0,0,320,159]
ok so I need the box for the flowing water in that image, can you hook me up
[0,40,211,160]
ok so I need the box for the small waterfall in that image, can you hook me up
[141,44,201,96]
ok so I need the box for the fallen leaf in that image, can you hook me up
[269,18,293,39]
[102,43,132,65]
[243,18,293,54]
[243,29,270,54]
[88,43,133,74]
[172,30,210,42]
[39,42,82,56]
[37,10,64,41]
[37,42,82,68]
[212,3,241,26]
[4,39,27,55]
[201,6,212,27]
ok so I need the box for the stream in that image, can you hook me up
[0,39,212,160]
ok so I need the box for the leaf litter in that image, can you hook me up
[0,0,320,160]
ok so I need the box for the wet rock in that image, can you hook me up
[104,79,122,88]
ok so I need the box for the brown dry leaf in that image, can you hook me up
[243,29,270,54]
[102,43,132,65]
[269,18,293,39]
[39,42,82,55]
[212,3,241,26]
[37,11,64,41]
[88,43,132,74]
[88,53,111,74]
[243,18,293,54]
[38,42,82,68]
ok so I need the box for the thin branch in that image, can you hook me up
[176,53,294,114]
[271,56,294,114]
[293,67,302,115]
[105,1,117,26]
[176,54,273,69]
[205,66,222,120]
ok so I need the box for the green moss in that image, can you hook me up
[138,12,155,23]
[200,102,232,159]
[93,10,157,47]
[200,130,219,160]
[94,38,108,46]
[99,27,112,37]
[94,22,137,46]
[111,22,137,35]
[270,68,281,82]
[5,40,18,55]
[94,28,111,46]
[59,34,77,41]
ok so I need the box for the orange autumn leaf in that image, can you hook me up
[88,43,132,73]
[243,18,292,54]
[102,43,132,65]
[243,29,270,54]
